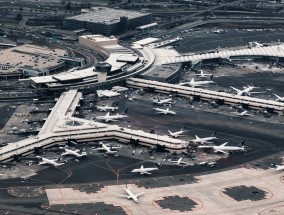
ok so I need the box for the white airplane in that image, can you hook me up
[179,75,214,87]
[198,140,246,154]
[152,107,176,115]
[93,142,121,154]
[192,131,218,144]
[117,184,144,203]
[94,111,127,122]
[60,147,86,158]
[153,98,174,105]
[168,128,185,138]
[195,70,212,78]
[235,110,253,117]
[248,41,263,48]
[131,165,158,175]
[230,84,264,96]
[168,157,188,165]
[36,156,64,167]
[271,163,284,171]
[274,94,284,102]
[96,105,118,112]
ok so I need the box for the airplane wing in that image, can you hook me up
[107,119,119,122]
[220,142,228,147]
[92,147,103,151]
[55,163,64,166]
[142,172,151,175]
[202,141,213,144]
[135,192,145,198]
[61,152,69,156]
[249,91,266,94]
[230,86,241,93]
[116,194,130,198]
[106,150,117,154]
[215,149,228,154]
[38,161,47,165]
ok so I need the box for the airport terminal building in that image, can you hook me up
[63,7,153,36]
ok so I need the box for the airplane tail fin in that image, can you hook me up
[211,131,216,137]
[238,140,245,147]
[123,109,128,115]
[208,75,213,81]
[271,163,276,168]
[190,78,195,83]
[195,135,200,140]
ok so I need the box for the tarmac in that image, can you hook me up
[43,165,284,215]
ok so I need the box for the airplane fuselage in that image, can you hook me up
[125,188,139,203]
[193,137,217,143]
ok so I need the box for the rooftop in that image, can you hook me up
[66,7,151,25]
[80,34,117,43]
[0,45,67,74]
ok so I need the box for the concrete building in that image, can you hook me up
[63,7,153,36]
[0,45,67,78]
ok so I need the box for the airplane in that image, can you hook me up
[117,184,144,203]
[235,110,253,117]
[179,75,214,87]
[60,147,87,158]
[198,140,246,154]
[168,157,188,165]
[96,105,118,112]
[192,131,218,144]
[92,142,121,154]
[152,107,176,115]
[230,84,264,96]
[168,128,185,138]
[153,98,174,106]
[94,110,127,122]
[273,94,284,102]
[36,156,64,167]
[248,41,263,48]
[271,163,284,171]
[195,70,212,78]
[131,165,158,175]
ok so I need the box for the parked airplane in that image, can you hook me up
[36,156,64,167]
[168,128,185,138]
[230,84,264,96]
[152,107,176,115]
[248,41,263,48]
[179,75,214,87]
[235,110,253,116]
[94,110,127,122]
[96,105,118,112]
[93,142,121,154]
[168,157,188,165]
[192,131,218,144]
[153,98,174,106]
[274,94,284,102]
[131,165,158,175]
[198,140,246,154]
[60,147,86,158]
[195,70,212,78]
[117,184,144,203]
[271,163,284,171]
